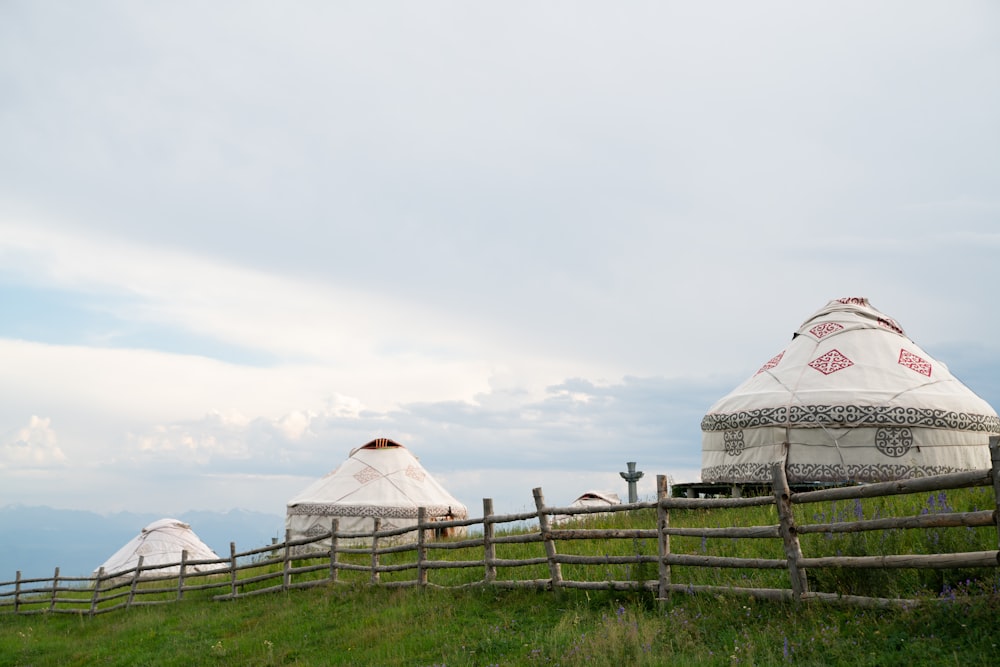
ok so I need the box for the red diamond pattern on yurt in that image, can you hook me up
[809,322,844,339]
[898,349,932,377]
[755,351,784,376]
[405,464,426,482]
[808,349,854,375]
[353,466,381,484]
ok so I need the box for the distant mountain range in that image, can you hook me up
[0,505,285,581]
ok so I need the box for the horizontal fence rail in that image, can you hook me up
[2,437,998,615]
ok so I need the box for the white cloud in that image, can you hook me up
[1,416,65,468]
[0,221,632,404]
[128,424,247,464]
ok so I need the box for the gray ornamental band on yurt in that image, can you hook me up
[699,297,1000,485]
[701,406,1000,432]
[701,462,974,484]
[286,503,459,519]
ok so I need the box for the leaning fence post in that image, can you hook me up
[14,571,21,614]
[370,518,382,584]
[416,507,428,587]
[656,474,671,602]
[483,498,496,584]
[90,567,104,616]
[49,566,60,612]
[126,558,142,609]
[772,463,808,601]
[329,519,340,584]
[177,550,188,601]
[229,542,238,599]
[533,487,562,590]
[989,436,1000,551]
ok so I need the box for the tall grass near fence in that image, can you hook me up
[797,485,1000,598]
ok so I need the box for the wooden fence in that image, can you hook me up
[2,437,998,616]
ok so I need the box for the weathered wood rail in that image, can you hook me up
[2,437,998,615]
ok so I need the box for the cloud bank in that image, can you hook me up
[0,1,998,520]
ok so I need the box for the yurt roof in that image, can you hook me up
[93,518,220,578]
[570,491,621,506]
[701,297,1000,484]
[287,438,468,519]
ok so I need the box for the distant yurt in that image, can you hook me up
[286,438,468,545]
[701,297,1000,485]
[93,518,221,580]
[553,491,621,525]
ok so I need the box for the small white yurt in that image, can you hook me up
[702,297,1000,485]
[568,491,621,511]
[553,491,621,525]
[93,518,221,580]
[286,438,468,545]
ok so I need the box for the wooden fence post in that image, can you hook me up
[127,558,142,609]
[772,463,808,601]
[282,529,292,591]
[483,498,496,584]
[370,518,382,584]
[90,567,104,616]
[533,487,562,590]
[990,436,1000,551]
[229,542,238,599]
[656,474,671,602]
[14,571,20,614]
[329,519,340,584]
[49,567,60,612]
[177,550,187,601]
[417,507,428,587]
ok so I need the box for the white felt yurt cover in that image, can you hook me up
[702,297,1000,484]
[569,491,621,508]
[93,518,221,579]
[553,491,621,525]
[286,438,468,545]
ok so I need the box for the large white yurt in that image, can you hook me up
[93,518,221,580]
[286,438,468,545]
[701,297,1000,485]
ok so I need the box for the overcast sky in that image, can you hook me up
[2,1,999,520]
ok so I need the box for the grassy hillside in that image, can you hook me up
[2,488,999,666]
[2,581,998,666]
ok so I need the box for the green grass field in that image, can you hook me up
[2,488,999,666]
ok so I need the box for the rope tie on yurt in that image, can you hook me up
[766,366,850,483]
